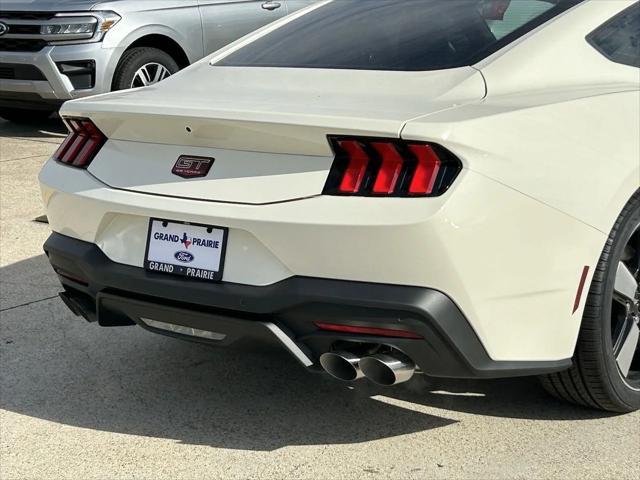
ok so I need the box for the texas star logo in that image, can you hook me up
[181,232,192,249]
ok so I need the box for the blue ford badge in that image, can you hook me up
[175,251,194,263]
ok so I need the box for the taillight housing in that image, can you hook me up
[323,137,461,197]
[53,117,107,168]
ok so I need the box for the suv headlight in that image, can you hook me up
[43,11,121,44]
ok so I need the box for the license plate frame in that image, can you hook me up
[144,218,228,282]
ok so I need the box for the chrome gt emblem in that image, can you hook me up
[0,22,8,37]
[172,155,214,178]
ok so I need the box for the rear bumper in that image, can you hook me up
[44,232,571,379]
[39,159,607,362]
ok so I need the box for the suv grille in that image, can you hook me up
[0,11,56,21]
[0,38,47,52]
[5,24,41,35]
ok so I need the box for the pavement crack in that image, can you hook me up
[0,295,59,313]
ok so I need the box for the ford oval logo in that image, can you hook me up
[0,22,8,37]
[174,251,194,263]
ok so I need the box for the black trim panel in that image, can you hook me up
[44,233,572,379]
[0,63,47,81]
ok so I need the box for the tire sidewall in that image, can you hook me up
[112,48,179,91]
[599,199,640,408]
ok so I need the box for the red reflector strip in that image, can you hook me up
[315,322,423,339]
[338,140,369,193]
[407,144,441,195]
[54,268,89,286]
[371,142,404,194]
[573,266,590,314]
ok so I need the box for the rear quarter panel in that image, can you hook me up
[402,88,640,235]
[404,0,640,234]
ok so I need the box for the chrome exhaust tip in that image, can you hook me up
[360,352,416,386]
[319,351,364,381]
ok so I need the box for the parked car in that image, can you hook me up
[0,0,315,123]
[39,0,639,412]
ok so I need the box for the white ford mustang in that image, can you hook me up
[39,0,639,412]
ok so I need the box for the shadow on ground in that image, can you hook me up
[0,116,66,140]
[0,257,617,451]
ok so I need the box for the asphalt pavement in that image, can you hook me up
[1,117,638,480]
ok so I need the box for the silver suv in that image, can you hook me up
[0,0,314,123]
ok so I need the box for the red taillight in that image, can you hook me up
[407,144,441,195]
[314,322,423,339]
[338,140,369,193]
[53,117,107,168]
[371,142,404,194]
[323,137,460,197]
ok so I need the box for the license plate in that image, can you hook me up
[144,219,228,282]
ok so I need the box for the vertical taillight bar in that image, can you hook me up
[407,144,442,195]
[371,142,404,194]
[338,140,370,193]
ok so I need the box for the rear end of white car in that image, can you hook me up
[38,0,640,410]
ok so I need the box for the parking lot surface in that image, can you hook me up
[1,118,639,480]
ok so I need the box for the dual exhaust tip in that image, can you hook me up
[319,349,415,386]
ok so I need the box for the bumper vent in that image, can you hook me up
[0,63,47,81]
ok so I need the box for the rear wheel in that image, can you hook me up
[541,191,640,412]
[0,107,54,124]
[112,47,179,91]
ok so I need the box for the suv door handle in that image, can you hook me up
[261,1,282,11]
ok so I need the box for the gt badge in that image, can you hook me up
[172,156,214,178]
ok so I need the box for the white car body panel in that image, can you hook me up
[403,89,640,235]
[88,140,334,204]
[75,66,485,203]
[60,66,486,155]
[39,0,640,364]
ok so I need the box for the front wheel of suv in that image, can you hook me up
[540,191,640,413]
[112,47,179,91]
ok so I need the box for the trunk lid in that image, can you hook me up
[63,65,485,204]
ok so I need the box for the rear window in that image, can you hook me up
[217,0,582,71]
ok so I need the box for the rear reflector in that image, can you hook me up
[53,117,106,168]
[573,266,590,314]
[54,267,89,286]
[315,322,423,339]
[324,136,461,197]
